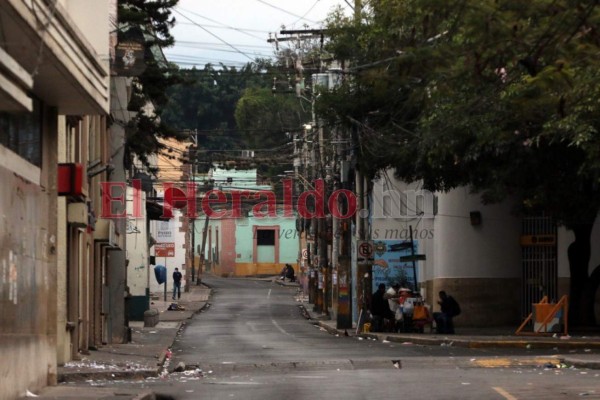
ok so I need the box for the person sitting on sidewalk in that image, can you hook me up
[285,264,296,282]
[433,290,461,334]
[386,283,401,331]
[172,268,182,300]
[370,284,395,332]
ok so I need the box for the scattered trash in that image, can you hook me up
[25,390,38,397]
[392,360,401,369]
[174,362,186,372]
[358,337,364,341]
[461,382,470,385]
[382,340,390,343]
[526,344,532,349]
[560,335,571,340]
[543,363,556,369]
[584,349,592,352]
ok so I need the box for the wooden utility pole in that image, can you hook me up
[197,215,210,285]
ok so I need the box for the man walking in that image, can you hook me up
[172,267,183,300]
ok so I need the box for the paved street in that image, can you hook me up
[56,276,600,400]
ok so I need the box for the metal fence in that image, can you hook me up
[521,216,558,320]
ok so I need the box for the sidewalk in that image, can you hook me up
[302,304,600,370]
[20,284,211,400]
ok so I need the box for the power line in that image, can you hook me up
[176,21,270,34]
[254,0,319,24]
[174,40,272,49]
[288,0,321,26]
[173,9,256,61]
[177,7,267,41]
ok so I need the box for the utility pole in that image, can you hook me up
[353,0,373,333]
[197,214,209,285]
[190,217,196,284]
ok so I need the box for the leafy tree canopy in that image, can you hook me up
[322,0,600,325]
[117,0,185,167]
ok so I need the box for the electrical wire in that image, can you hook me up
[177,7,268,41]
[172,9,256,61]
[287,0,321,27]
[254,0,319,24]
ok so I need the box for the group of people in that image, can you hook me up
[369,283,460,334]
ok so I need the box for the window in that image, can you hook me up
[0,99,42,166]
[256,229,275,246]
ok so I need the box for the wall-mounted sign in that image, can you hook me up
[357,240,374,264]
[113,40,146,76]
[520,235,556,247]
[155,242,175,257]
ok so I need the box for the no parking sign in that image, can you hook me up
[357,240,374,264]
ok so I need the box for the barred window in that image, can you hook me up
[0,99,42,166]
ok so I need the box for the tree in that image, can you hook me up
[117,0,186,168]
[322,0,600,325]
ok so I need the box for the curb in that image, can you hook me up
[376,334,600,350]
[304,315,600,352]
[58,369,158,383]
[562,357,600,370]
[156,297,212,371]
[132,391,156,400]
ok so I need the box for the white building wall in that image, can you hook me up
[66,0,110,63]
[126,188,148,297]
[371,172,522,326]
[433,187,521,279]
[150,209,187,295]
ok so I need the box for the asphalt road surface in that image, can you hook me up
[95,277,600,399]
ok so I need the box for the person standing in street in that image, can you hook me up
[172,267,183,300]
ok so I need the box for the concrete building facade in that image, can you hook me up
[368,172,600,328]
[0,1,110,398]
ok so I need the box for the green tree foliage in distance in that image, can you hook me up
[162,63,257,152]
[162,58,310,180]
[118,0,186,169]
[322,0,600,325]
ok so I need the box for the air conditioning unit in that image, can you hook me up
[67,203,88,228]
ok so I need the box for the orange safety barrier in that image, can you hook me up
[515,295,568,336]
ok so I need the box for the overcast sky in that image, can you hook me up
[163,0,353,69]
